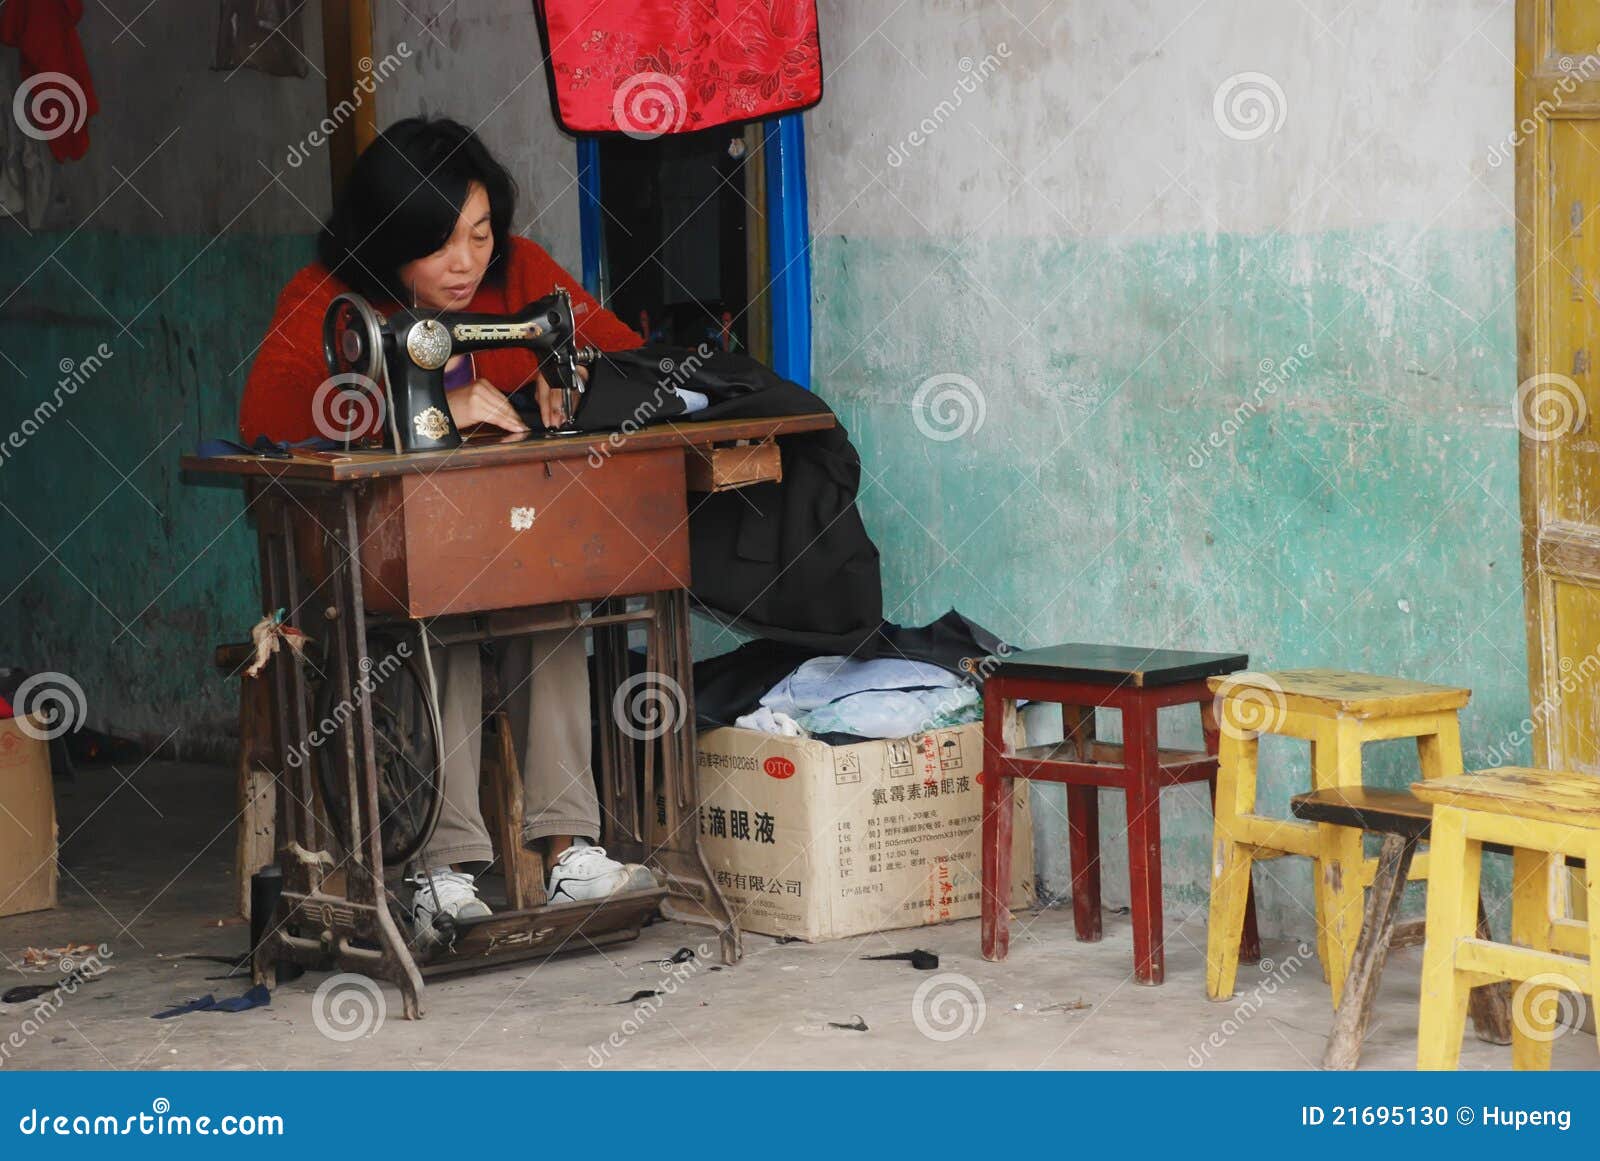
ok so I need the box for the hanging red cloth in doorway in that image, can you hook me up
[534,0,821,137]
[0,0,98,161]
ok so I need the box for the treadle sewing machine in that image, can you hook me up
[182,291,833,1018]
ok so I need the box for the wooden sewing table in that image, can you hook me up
[181,414,832,1018]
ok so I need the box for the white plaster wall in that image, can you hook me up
[27,0,583,254]
[372,0,587,274]
[38,0,331,233]
[26,5,1519,257]
[811,0,1516,240]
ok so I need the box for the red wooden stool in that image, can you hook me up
[980,643,1261,984]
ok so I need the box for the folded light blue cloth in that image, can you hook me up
[758,656,973,739]
[760,656,962,714]
[797,684,981,739]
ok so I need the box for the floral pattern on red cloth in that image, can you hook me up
[537,0,821,136]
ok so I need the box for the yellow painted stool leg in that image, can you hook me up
[1207,727,1257,1001]
[1415,714,1464,781]
[1319,822,1368,1004]
[1306,731,1332,982]
[1587,839,1600,1059]
[1510,846,1559,1070]
[1417,806,1480,1070]
[1315,719,1368,1003]
[1409,714,1461,888]
[1311,870,1331,984]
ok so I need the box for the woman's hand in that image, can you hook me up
[533,364,589,430]
[445,378,529,434]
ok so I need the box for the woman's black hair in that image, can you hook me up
[317,116,517,301]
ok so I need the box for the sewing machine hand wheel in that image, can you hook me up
[320,293,389,447]
[312,631,442,867]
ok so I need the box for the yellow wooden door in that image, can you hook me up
[1519,1,1600,774]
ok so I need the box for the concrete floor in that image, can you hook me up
[2,760,1595,1071]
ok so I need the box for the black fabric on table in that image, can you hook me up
[567,345,884,655]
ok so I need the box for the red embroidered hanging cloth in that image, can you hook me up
[535,1,821,137]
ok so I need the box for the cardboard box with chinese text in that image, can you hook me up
[695,720,1032,941]
[0,716,57,918]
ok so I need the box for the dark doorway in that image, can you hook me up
[597,125,762,357]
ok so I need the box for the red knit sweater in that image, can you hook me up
[239,236,642,443]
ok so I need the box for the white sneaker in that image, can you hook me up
[411,868,491,934]
[547,844,657,902]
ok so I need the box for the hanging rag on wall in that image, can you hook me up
[214,0,309,78]
[533,0,822,136]
[0,51,53,227]
[0,0,98,162]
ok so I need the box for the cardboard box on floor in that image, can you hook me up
[696,719,1032,942]
[0,716,57,918]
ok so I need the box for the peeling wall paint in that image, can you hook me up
[0,234,313,747]
[810,228,1524,935]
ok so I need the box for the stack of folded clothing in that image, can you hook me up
[696,609,1011,744]
[741,655,979,740]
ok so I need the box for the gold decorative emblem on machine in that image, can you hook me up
[412,405,450,441]
[406,318,452,370]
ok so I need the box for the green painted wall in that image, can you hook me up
[0,232,315,750]
[810,226,1526,931]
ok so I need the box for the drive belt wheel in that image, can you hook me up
[312,631,443,868]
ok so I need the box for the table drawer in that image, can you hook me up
[357,446,689,618]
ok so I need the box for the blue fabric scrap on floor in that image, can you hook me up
[152,984,271,1019]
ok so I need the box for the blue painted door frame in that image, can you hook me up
[576,112,812,389]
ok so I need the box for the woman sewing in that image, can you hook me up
[240,115,656,931]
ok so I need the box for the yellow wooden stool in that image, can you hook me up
[1414,768,1599,1070]
[1206,669,1469,1004]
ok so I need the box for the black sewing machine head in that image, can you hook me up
[321,287,601,452]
